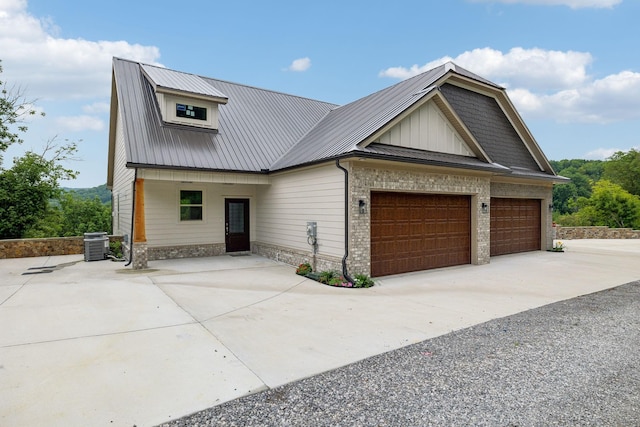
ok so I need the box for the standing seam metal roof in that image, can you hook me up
[114,58,556,179]
[114,58,336,172]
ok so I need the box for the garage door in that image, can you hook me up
[490,198,541,256]
[371,192,471,277]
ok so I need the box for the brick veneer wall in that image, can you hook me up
[555,226,640,239]
[0,236,123,259]
[490,182,554,250]
[349,163,492,276]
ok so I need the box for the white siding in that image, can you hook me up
[144,180,257,247]
[111,110,135,239]
[378,100,474,156]
[256,164,345,257]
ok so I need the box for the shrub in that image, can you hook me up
[353,274,374,288]
[296,262,312,276]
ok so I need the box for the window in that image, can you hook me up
[176,103,207,121]
[180,190,203,221]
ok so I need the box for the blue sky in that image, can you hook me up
[1,0,638,187]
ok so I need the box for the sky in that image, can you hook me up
[1,0,639,188]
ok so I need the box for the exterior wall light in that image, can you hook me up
[359,199,367,214]
[481,202,489,214]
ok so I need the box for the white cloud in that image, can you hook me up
[584,147,622,159]
[510,70,640,123]
[55,115,104,132]
[380,47,592,91]
[287,57,311,72]
[468,0,622,9]
[381,47,640,124]
[0,0,162,100]
[82,102,110,114]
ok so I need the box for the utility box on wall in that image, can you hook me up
[84,232,109,261]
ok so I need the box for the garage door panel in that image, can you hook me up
[371,192,471,277]
[490,198,541,256]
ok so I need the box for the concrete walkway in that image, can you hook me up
[1,239,639,426]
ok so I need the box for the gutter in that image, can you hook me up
[335,159,356,284]
[124,168,137,267]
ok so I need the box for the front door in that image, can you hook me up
[225,198,250,252]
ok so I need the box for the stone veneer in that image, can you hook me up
[0,236,122,259]
[349,164,492,276]
[555,226,640,240]
[132,242,148,270]
[252,242,343,273]
[147,243,226,261]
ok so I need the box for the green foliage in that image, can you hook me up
[0,140,79,239]
[65,184,111,204]
[0,149,75,238]
[571,180,640,229]
[353,274,375,288]
[603,149,640,196]
[551,159,604,215]
[295,262,312,275]
[109,240,123,258]
[25,192,111,238]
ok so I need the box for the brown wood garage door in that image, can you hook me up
[490,198,541,256]
[371,192,471,277]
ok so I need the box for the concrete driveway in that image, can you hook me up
[1,239,639,426]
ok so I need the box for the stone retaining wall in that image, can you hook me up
[555,226,640,240]
[0,236,123,259]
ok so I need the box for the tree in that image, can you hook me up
[603,149,640,196]
[0,139,78,239]
[551,159,603,216]
[25,192,111,238]
[0,60,44,162]
[571,180,640,229]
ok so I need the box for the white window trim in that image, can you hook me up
[178,188,205,223]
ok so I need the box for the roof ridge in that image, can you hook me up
[113,57,339,108]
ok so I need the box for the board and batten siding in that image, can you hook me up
[377,99,474,157]
[111,110,135,238]
[256,164,345,257]
[144,180,257,248]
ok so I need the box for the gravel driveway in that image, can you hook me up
[161,280,640,427]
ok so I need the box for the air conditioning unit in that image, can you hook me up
[84,232,109,262]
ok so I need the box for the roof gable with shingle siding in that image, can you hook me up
[439,83,541,171]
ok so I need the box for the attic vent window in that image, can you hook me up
[176,103,207,121]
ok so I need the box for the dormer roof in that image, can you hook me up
[141,63,228,103]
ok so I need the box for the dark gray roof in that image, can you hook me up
[357,143,509,173]
[113,58,560,180]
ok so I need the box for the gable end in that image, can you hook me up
[440,83,541,171]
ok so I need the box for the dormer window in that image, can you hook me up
[176,104,207,121]
[141,63,228,131]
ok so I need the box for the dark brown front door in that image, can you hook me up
[371,192,471,277]
[490,198,541,256]
[225,199,250,252]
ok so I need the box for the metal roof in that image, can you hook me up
[112,58,559,180]
[114,58,336,172]
[141,63,228,100]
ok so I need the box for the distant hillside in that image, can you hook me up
[64,184,111,204]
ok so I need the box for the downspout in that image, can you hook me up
[335,159,355,284]
[124,168,137,267]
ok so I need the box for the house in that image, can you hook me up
[107,57,567,277]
